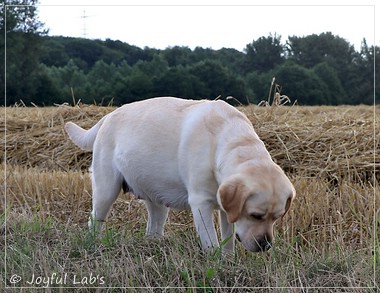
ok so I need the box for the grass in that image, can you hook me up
[3,208,376,290]
[1,102,379,291]
[2,208,377,291]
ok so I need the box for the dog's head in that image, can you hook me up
[217,164,295,252]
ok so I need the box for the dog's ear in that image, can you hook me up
[283,188,296,218]
[218,178,250,223]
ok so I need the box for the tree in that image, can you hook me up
[162,46,192,67]
[189,60,247,102]
[287,32,365,104]
[33,64,61,105]
[273,61,329,105]
[1,0,46,34]
[287,32,358,90]
[64,39,104,70]
[215,48,245,74]
[245,71,273,104]
[153,66,199,98]
[287,32,356,68]
[348,40,379,104]
[134,55,169,79]
[244,33,284,73]
[42,60,88,104]
[87,60,118,102]
[313,63,345,105]
[40,37,70,67]
[127,69,154,101]
[1,0,47,105]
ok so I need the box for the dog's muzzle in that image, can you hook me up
[236,233,272,252]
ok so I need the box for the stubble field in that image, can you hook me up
[1,102,379,292]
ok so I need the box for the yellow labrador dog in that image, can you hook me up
[65,97,295,253]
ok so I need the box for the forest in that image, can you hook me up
[1,1,379,106]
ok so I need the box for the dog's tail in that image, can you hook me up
[64,118,106,151]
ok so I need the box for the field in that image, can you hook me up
[1,102,379,292]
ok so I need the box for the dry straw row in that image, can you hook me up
[1,102,378,183]
[242,105,378,182]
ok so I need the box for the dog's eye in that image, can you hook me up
[250,213,264,220]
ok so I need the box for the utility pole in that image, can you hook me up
[81,10,89,38]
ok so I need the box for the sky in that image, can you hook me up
[36,0,378,52]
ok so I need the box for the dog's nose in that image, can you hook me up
[235,233,241,242]
[257,238,272,251]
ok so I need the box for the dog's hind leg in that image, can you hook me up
[144,200,169,237]
[88,165,122,232]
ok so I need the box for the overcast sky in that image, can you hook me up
[36,0,378,52]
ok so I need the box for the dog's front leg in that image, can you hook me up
[219,210,234,253]
[190,200,219,251]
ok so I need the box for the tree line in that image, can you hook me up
[2,1,378,106]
